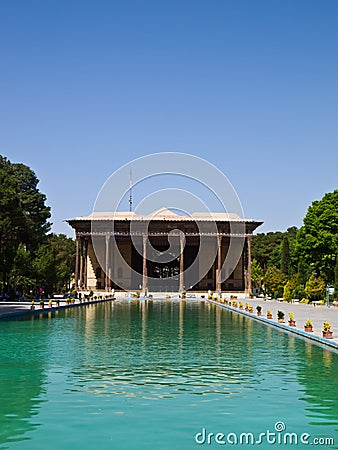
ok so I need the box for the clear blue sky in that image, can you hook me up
[1,0,337,237]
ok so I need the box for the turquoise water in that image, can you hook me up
[0,301,337,450]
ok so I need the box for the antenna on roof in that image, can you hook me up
[129,167,133,212]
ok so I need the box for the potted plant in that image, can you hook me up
[288,312,296,327]
[322,321,333,339]
[48,299,53,308]
[181,291,186,299]
[245,303,249,311]
[267,309,273,319]
[232,300,238,307]
[239,301,244,310]
[304,319,313,332]
[248,305,254,313]
[277,310,285,323]
[256,305,262,316]
[55,299,60,307]
[40,300,44,309]
[30,301,35,310]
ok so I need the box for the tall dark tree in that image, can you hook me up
[0,155,51,290]
[281,236,290,275]
[251,231,285,269]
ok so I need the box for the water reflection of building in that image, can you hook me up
[67,210,262,292]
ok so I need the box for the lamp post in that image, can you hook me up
[326,285,334,307]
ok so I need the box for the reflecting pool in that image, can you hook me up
[0,301,337,449]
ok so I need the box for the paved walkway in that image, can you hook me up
[209,297,338,350]
[0,298,113,319]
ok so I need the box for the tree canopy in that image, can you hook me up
[251,190,338,301]
[295,190,338,282]
[0,156,75,298]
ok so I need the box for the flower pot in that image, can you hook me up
[239,306,243,310]
[245,308,249,312]
[257,311,262,316]
[304,326,313,332]
[288,320,296,327]
[267,314,273,319]
[322,331,333,339]
[278,318,285,323]
[40,305,44,309]
[249,310,253,314]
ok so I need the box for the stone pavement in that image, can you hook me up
[0,298,113,319]
[0,302,31,315]
[210,296,338,350]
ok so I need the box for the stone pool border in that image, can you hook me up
[207,300,338,353]
[0,298,114,321]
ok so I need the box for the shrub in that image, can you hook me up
[277,310,285,319]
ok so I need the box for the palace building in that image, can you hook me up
[67,209,262,293]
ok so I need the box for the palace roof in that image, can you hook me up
[67,208,261,224]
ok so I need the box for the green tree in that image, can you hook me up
[304,275,326,302]
[252,227,298,272]
[281,236,290,275]
[296,190,338,283]
[0,156,51,290]
[283,274,304,302]
[264,267,287,297]
[251,259,264,292]
[252,231,284,269]
[9,244,35,297]
[33,234,75,295]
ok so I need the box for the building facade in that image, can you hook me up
[67,210,262,293]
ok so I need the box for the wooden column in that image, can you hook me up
[142,235,147,292]
[179,234,184,292]
[75,236,80,289]
[84,239,88,290]
[216,234,222,292]
[79,237,84,289]
[105,234,110,291]
[247,234,252,294]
